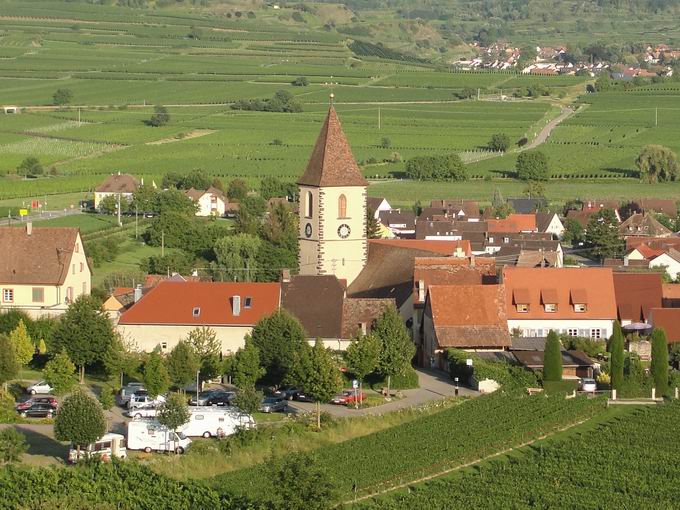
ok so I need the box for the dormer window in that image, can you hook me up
[516,303,529,313]
[544,303,557,313]
[244,297,252,309]
[504,237,510,243]
[541,289,558,313]
[192,307,201,317]
[513,288,530,313]
[489,237,494,243]
[570,289,588,313]
[574,303,587,313]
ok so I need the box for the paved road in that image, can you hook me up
[288,368,476,418]
[524,106,575,151]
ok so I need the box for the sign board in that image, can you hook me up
[19,209,28,217]
[466,358,473,367]
[352,380,359,389]
[31,200,40,209]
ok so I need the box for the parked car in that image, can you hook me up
[26,381,53,395]
[331,390,365,405]
[259,397,288,413]
[206,391,236,406]
[292,390,314,403]
[273,386,300,401]
[117,383,145,406]
[17,402,55,418]
[127,391,166,409]
[189,389,224,406]
[126,404,158,420]
[16,396,58,411]
[580,378,597,393]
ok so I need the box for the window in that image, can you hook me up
[66,287,74,303]
[161,342,168,350]
[544,303,557,313]
[2,289,13,302]
[192,307,201,317]
[80,262,84,273]
[338,194,347,218]
[75,243,79,253]
[568,329,578,337]
[244,297,252,309]
[72,264,76,275]
[489,237,494,243]
[574,303,587,313]
[305,191,313,218]
[359,322,367,335]
[591,329,602,339]
[82,282,87,295]
[516,304,529,313]
[503,237,510,243]
[32,288,44,303]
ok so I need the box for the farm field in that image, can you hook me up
[213,393,606,503]
[358,402,680,509]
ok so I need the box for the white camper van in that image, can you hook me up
[68,433,127,463]
[127,420,192,454]
[184,407,255,438]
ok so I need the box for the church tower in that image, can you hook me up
[298,105,368,285]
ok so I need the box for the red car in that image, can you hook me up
[16,396,58,411]
[331,390,365,405]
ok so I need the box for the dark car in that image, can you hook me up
[17,403,55,418]
[293,391,314,403]
[16,397,58,411]
[273,386,300,401]
[189,389,225,406]
[206,391,236,406]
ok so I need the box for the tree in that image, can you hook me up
[53,88,73,106]
[232,336,265,388]
[43,351,77,395]
[131,182,158,213]
[366,208,382,239]
[213,233,262,282]
[166,340,199,391]
[543,330,563,382]
[53,296,116,383]
[268,452,338,510]
[102,333,141,390]
[291,76,309,86]
[345,333,380,404]
[227,178,249,201]
[148,105,170,127]
[405,154,468,181]
[488,133,510,152]
[99,389,115,411]
[156,188,198,216]
[9,320,34,376]
[650,328,669,396]
[0,429,27,465]
[594,72,612,92]
[157,393,191,453]
[233,385,262,417]
[0,334,18,391]
[187,327,222,381]
[143,351,170,398]
[54,389,106,459]
[516,150,549,181]
[17,157,43,177]
[585,208,623,259]
[609,320,625,391]
[290,339,342,429]
[636,144,679,183]
[523,180,546,199]
[380,137,392,148]
[250,310,307,386]
[234,195,267,236]
[562,217,584,245]
[374,307,415,397]
[260,176,287,201]
[98,194,119,215]
[37,339,47,355]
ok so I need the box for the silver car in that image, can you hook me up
[259,397,288,413]
[580,378,597,392]
[125,404,158,420]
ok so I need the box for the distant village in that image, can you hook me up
[452,43,677,79]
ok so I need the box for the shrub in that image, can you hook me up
[0,428,27,464]
[405,154,468,181]
[516,150,549,181]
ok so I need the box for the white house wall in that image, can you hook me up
[117,324,253,355]
[507,319,614,339]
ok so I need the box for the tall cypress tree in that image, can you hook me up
[609,320,625,391]
[650,328,669,396]
[543,330,562,382]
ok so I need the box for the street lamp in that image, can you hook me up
[454,377,459,397]
[196,369,200,402]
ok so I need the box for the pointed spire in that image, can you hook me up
[298,107,368,188]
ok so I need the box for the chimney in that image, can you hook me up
[232,295,241,316]
[418,280,425,302]
[26,222,32,236]
[134,284,142,303]
[280,269,291,283]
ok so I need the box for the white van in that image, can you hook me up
[183,407,255,438]
[127,420,192,454]
[68,433,127,463]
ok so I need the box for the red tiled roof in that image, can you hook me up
[649,308,680,343]
[369,239,471,256]
[298,107,368,188]
[626,236,680,251]
[119,281,280,326]
[413,257,496,304]
[0,226,80,285]
[95,173,139,193]
[612,273,663,322]
[428,284,510,348]
[630,243,665,259]
[487,214,537,233]
[503,267,617,320]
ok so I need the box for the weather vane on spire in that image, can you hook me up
[329,75,335,105]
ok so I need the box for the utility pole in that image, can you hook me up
[77,107,81,126]
[378,107,381,130]
[161,230,165,257]
[117,192,122,226]
[655,107,658,127]
[477,88,480,100]
[135,204,139,240]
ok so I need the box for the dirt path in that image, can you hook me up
[523,106,575,151]
[347,416,591,505]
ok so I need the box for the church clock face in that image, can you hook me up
[337,224,351,239]
[305,223,312,238]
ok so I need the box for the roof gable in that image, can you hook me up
[298,107,368,188]
[613,272,663,322]
[95,173,139,193]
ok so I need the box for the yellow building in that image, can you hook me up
[0,224,91,317]
[298,106,368,286]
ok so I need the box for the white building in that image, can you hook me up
[185,187,227,217]
[94,173,139,209]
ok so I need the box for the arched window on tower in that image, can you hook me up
[338,194,347,218]
[305,191,313,218]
